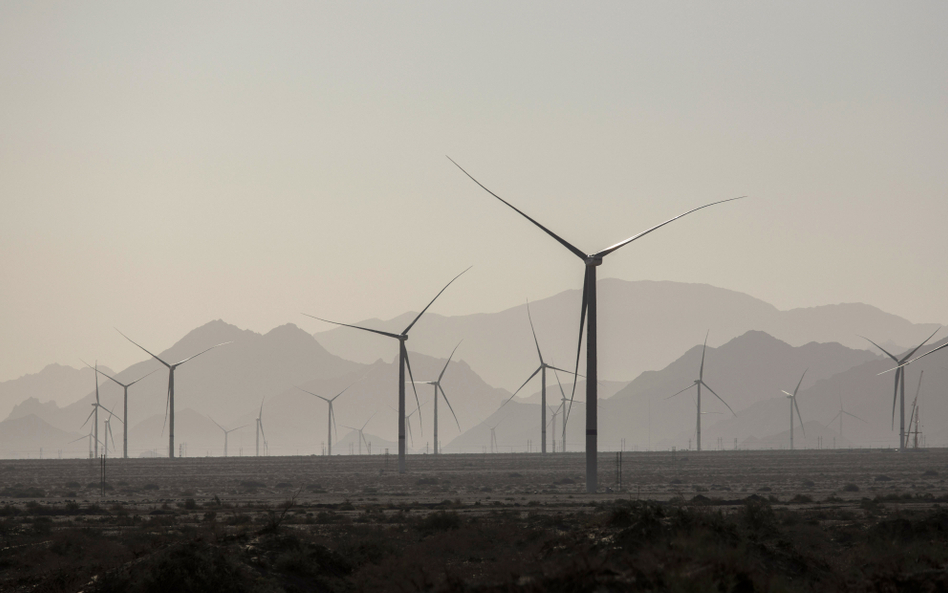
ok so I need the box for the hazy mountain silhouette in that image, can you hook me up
[311,279,939,391]
[0,414,84,458]
[0,363,114,420]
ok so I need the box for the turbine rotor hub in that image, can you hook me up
[585,256,603,266]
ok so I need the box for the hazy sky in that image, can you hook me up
[2,2,946,384]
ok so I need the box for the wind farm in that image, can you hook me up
[3,3,948,590]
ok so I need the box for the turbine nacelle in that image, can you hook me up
[584,256,603,267]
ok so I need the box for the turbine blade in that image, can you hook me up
[403,344,423,433]
[890,368,901,429]
[701,381,736,417]
[361,431,369,449]
[402,266,472,335]
[593,197,745,258]
[440,385,461,431]
[794,396,805,438]
[793,369,807,397]
[125,368,159,387]
[546,365,583,378]
[902,341,948,368]
[566,270,590,426]
[173,341,231,367]
[81,407,96,428]
[330,404,338,444]
[526,300,544,364]
[861,335,899,363]
[843,411,867,423]
[780,390,793,397]
[208,416,226,432]
[361,411,377,431]
[259,421,267,444]
[302,313,402,340]
[699,331,709,380]
[901,327,941,362]
[115,329,171,368]
[161,381,171,436]
[828,411,842,424]
[295,386,330,403]
[331,378,360,401]
[438,340,463,383]
[447,156,587,260]
[501,366,542,408]
[664,383,697,400]
[91,365,128,388]
[259,397,265,420]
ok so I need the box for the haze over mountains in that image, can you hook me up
[311,279,939,391]
[2,280,945,458]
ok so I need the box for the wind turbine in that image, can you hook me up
[209,417,246,457]
[304,267,470,473]
[863,328,939,450]
[412,341,463,455]
[67,428,101,459]
[116,329,230,459]
[909,371,924,448]
[450,157,743,492]
[780,370,807,450]
[103,406,122,458]
[86,362,156,459]
[255,398,267,457]
[488,418,504,454]
[500,301,577,455]
[341,412,377,455]
[549,404,561,453]
[79,363,102,459]
[827,397,866,441]
[551,368,572,453]
[296,381,356,456]
[665,332,736,451]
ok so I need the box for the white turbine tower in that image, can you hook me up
[781,370,807,450]
[450,157,743,492]
[117,329,230,458]
[304,267,470,473]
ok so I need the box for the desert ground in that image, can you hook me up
[2,449,948,591]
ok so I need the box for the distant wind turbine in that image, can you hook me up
[827,397,866,441]
[863,328,939,450]
[780,370,807,450]
[255,398,267,457]
[909,371,924,448]
[297,381,356,456]
[488,417,504,454]
[67,428,101,459]
[103,406,122,458]
[79,363,102,458]
[500,301,576,455]
[304,267,470,473]
[209,417,246,457]
[86,361,156,459]
[450,157,743,492]
[412,341,463,455]
[341,412,377,455]
[665,332,736,451]
[116,329,230,458]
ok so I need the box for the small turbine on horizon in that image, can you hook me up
[412,341,463,455]
[665,332,736,452]
[450,157,743,492]
[297,381,357,456]
[209,417,246,457]
[304,267,470,473]
[117,329,230,459]
[85,361,156,459]
[341,412,377,455]
[781,370,807,450]
[827,397,866,442]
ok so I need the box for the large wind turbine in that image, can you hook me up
[863,329,939,450]
[209,417,246,457]
[781,370,807,450]
[413,341,462,455]
[666,332,736,451]
[304,267,470,473]
[255,398,267,457]
[500,301,576,455]
[116,330,230,458]
[89,364,156,459]
[450,157,742,492]
[296,382,355,456]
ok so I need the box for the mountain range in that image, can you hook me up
[2,279,945,458]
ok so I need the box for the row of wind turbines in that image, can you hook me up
[72,159,947,494]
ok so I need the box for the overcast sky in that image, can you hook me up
[2,2,946,384]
